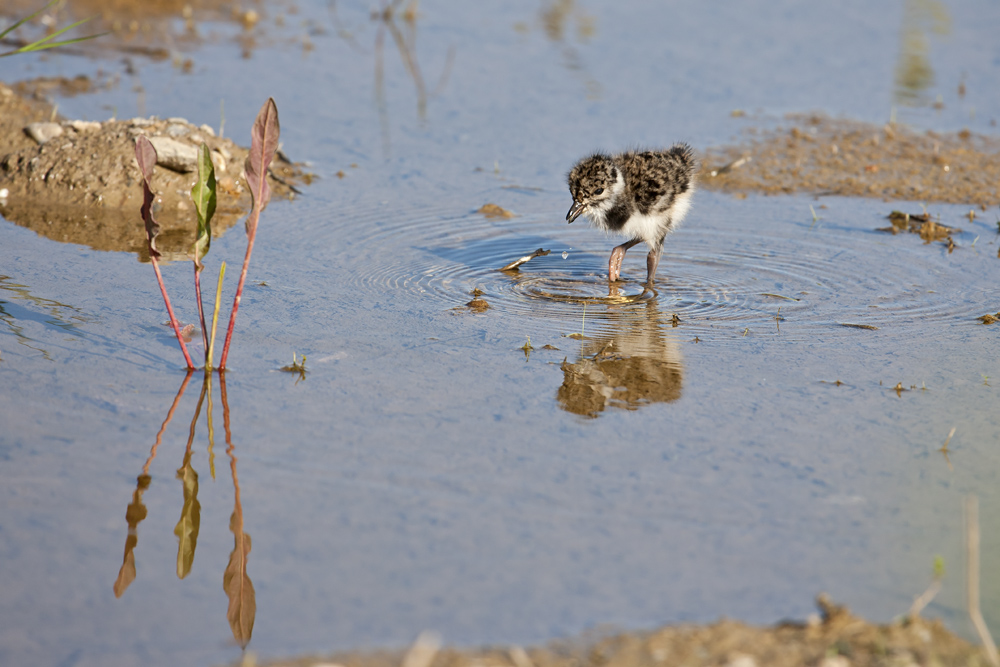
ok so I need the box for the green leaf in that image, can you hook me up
[190,143,217,269]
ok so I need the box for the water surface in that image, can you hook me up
[2,1,1000,666]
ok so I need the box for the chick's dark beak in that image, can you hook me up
[566,201,585,224]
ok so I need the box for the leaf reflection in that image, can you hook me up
[220,372,256,649]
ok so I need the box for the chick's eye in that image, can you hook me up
[594,188,604,196]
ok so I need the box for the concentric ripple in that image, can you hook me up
[291,200,991,343]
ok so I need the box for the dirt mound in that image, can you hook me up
[702,114,1000,208]
[0,80,306,261]
[248,596,984,667]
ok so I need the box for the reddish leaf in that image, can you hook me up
[243,97,280,235]
[134,135,161,259]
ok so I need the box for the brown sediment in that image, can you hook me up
[0,0,272,55]
[246,596,983,667]
[478,203,516,219]
[0,81,308,260]
[702,113,1000,207]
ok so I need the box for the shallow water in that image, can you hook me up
[2,1,1000,666]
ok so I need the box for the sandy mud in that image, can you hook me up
[0,80,306,259]
[244,596,985,667]
[702,114,1000,208]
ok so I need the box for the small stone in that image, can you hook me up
[129,117,154,127]
[210,150,227,173]
[199,124,216,137]
[147,136,199,173]
[66,120,101,132]
[818,657,850,667]
[165,123,189,137]
[25,122,64,145]
[725,655,757,667]
[166,117,189,125]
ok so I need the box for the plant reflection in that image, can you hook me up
[557,292,683,418]
[894,0,950,107]
[113,370,256,651]
[332,0,454,156]
[517,0,600,100]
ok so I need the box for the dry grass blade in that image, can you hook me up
[966,496,999,667]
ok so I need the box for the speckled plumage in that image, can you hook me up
[566,144,698,284]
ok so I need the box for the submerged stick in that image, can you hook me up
[500,248,550,271]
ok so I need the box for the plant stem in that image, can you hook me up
[218,231,257,370]
[206,262,226,370]
[194,264,209,360]
[152,256,195,370]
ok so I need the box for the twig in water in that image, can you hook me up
[908,556,944,620]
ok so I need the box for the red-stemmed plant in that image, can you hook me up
[135,136,196,370]
[219,98,280,371]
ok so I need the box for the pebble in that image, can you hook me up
[24,122,64,145]
[199,124,216,137]
[66,120,101,132]
[165,123,189,138]
[148,136,199,173]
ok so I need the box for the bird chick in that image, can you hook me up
[566,144,697,284]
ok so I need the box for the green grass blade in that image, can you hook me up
[0,0,59,41]
[0,11,106,58]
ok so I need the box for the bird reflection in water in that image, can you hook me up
[557,289,683,418]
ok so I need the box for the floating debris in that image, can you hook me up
[465,287,490,312]
[709,154,750,177]
[760,293,801,301]
[838,323,879,330]
[477,203,515,219]
[877,210,960,244]
[500,248,550,271]
[280,353,308,382]
[977,312,1000,325]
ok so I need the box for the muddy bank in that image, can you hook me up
[240,597,984,667]
[702,114,1000,208]
[0,80,306,260]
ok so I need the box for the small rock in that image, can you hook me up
[199,124,216,137]
[165,123,189,137]
[148,136,199,173]
[818,657,850,667]
[66,120,101,132]
[166,117,189,125]
[24,122,64,145]
[211,150,227,172]
[129,117,154,127]
[725,655,757,667]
